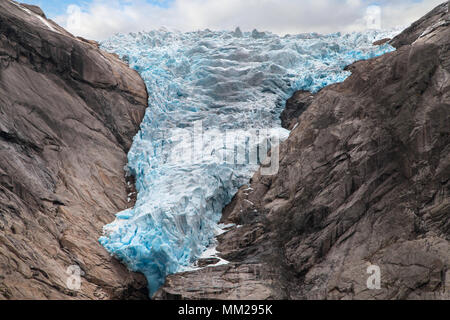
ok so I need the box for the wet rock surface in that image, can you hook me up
[373,38,391,46]
[156,3,450,300]
[0,0,148,299]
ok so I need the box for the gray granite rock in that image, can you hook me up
[156,2,450,300]
[0,0,148,299]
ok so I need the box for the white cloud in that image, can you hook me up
[53,0,446,40]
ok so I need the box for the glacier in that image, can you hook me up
[98,28,400,295]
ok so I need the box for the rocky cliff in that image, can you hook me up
[0,0,148,299]
[155,3,450,300]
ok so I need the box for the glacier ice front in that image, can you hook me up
[98,28,399,295]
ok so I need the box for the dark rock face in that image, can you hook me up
[280,90,315,130]
[372,38,391,46]
[0,1,148,299]
[156,3,450,300]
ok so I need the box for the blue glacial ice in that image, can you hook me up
[98,28,400,295]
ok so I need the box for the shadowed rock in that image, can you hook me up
[280,90,315,130]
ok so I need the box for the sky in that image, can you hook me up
[21,0,446,40]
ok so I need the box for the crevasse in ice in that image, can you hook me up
[98,28,399,295]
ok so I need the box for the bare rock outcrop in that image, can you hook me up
[155,3,450,300]
[0,0,148,299]
[280,90,315,130]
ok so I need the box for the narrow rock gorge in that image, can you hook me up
[155,2,450,300]
[0,0,148,299]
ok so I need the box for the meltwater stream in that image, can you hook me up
[99,28,399,295]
